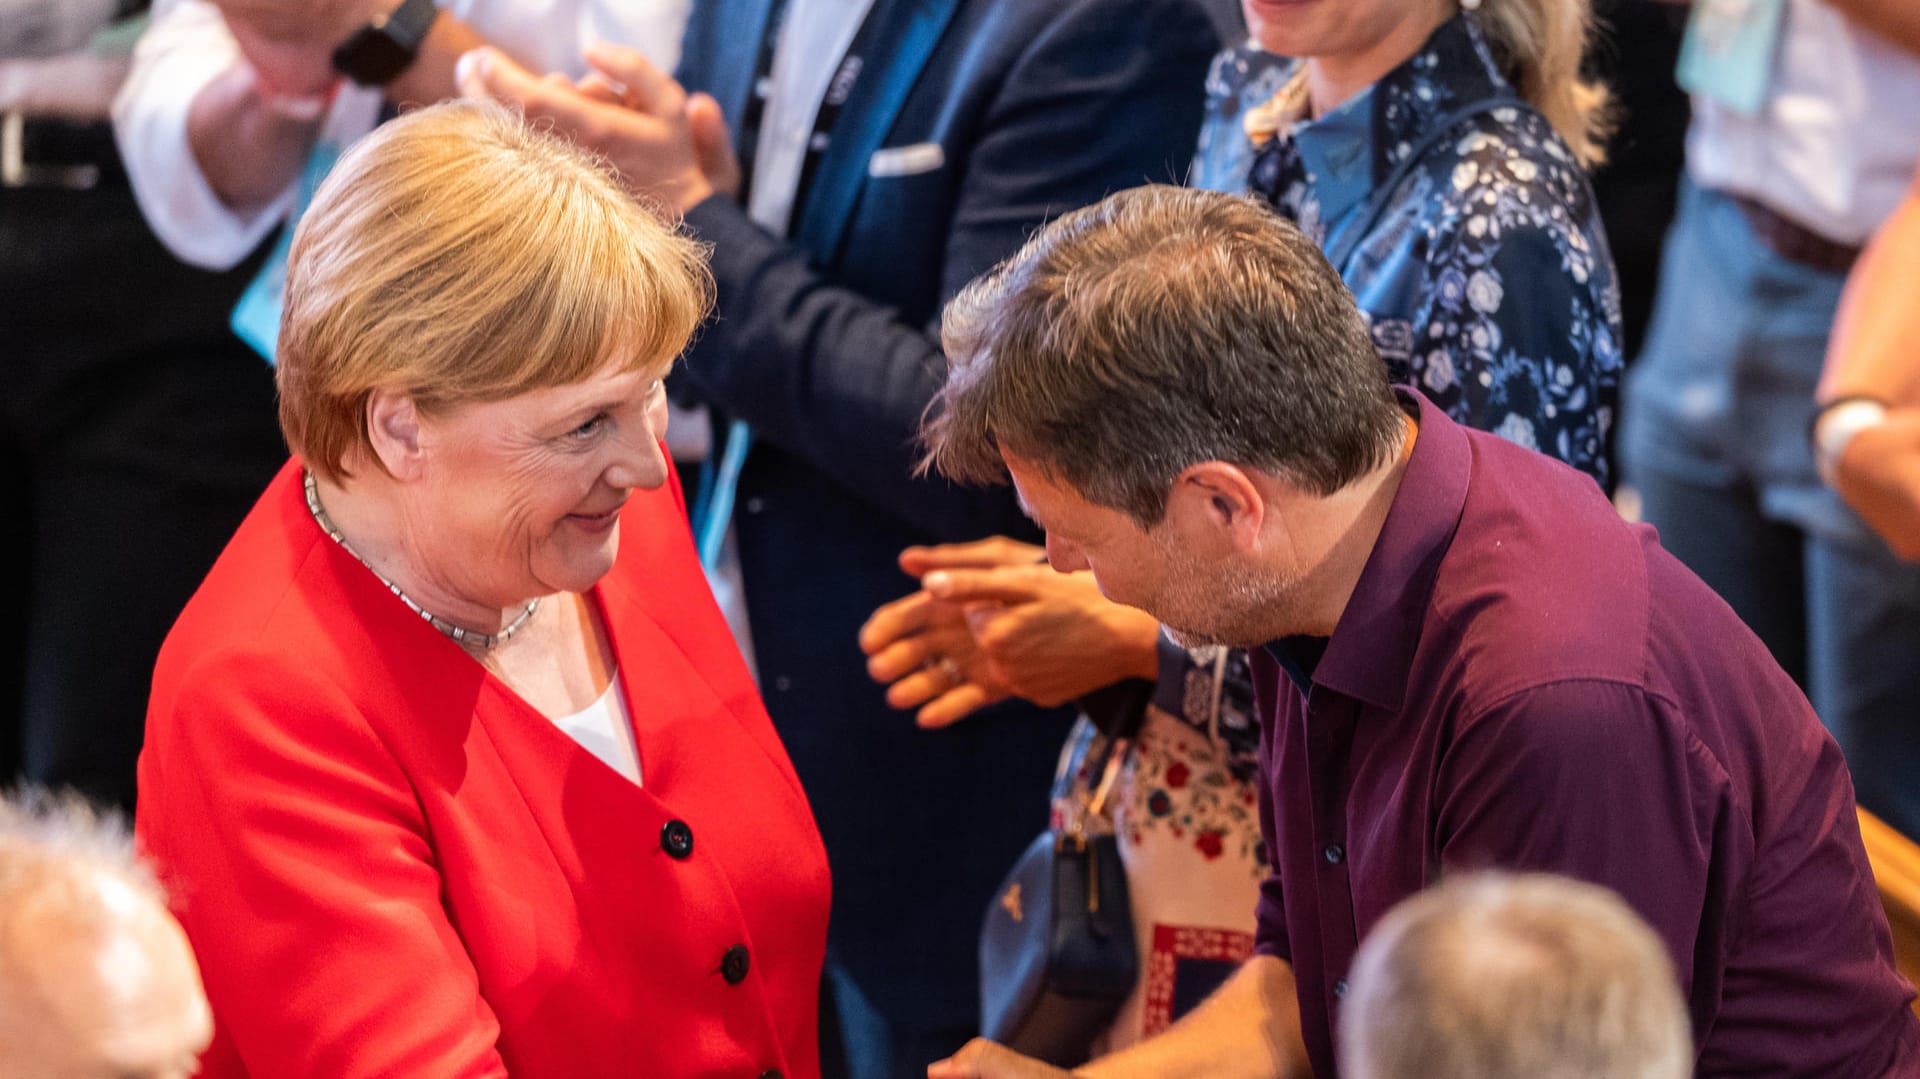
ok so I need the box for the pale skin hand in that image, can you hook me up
[456,41,741,213]
[927,956,1312,1079]
[1820,172,1920,557]
[857,538,1161,728]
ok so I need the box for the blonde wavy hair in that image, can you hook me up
[1476,0,1614,168]
[277,100,714,483]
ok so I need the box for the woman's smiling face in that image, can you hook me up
[400,362,672,608]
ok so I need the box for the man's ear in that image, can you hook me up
[1167,461,1265,551]
[365,389,426,481]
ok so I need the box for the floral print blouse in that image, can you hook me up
[1245,14,1622,485]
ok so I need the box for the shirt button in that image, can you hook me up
[660,819,694,859]
[721,944,751,984]
[1334,978,1349,1000]
[745,496,766,514]
[1322,843,1345,865]
[773,675,792,692]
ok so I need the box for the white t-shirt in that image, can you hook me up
[1688,0,1920,244]
[111,0,689,269]
[552,674,641,786]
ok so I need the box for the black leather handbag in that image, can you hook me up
[978,727,1138,1066]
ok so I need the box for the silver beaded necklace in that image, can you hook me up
[303,469,539,651]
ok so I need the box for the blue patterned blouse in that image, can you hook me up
[1223,15,1623,485]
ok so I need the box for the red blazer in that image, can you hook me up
[138,459,831,1078]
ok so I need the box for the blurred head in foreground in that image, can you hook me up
[0,792,210,1079]
[1341,872,1691,1079]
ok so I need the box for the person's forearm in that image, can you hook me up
[1833,413,1920,561]
[1077,956,1312,1079]
[1108,606,1163,684]
[1821,0,1920,57]
[1820,175,1920,406]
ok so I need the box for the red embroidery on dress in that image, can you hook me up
[1140,924,1256,1035]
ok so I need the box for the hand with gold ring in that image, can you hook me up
[859,589,1012,728]
[860,535,1162,728]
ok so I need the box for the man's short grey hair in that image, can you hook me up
[1341,873,1692,1079]
[0,788,158,900]
[921,184,1405,525]
[0,790,166,1001]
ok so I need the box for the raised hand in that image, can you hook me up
[455,41,736,212]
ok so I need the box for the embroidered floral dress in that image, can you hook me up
[1054,16,1624,1052]
[1049,643,1262,1051]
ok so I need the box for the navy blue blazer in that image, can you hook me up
[676,0,1218,1031]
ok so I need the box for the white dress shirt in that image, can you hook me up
[1688,0,1920,244]
[112,0,689,269]
[696,0,877,678]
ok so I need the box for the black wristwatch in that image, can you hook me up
[331,0,439,87]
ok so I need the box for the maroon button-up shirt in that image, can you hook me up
[1252,391,1920,1077]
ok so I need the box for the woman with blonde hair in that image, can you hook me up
[862,0,1624,1056]
[1237,0,1617,471]
[137,100,831,1078]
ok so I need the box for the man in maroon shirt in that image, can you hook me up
[919,186,1920,1079]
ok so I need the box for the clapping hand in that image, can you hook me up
[455,41,740,212]
[859,537,1162,728]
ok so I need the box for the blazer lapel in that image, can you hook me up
[711,0,779,133]
[792,0,961,265]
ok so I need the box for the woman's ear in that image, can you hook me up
[365,389,426,481]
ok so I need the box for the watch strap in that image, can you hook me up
[331,0,439,87]
[1812,395,1890,487]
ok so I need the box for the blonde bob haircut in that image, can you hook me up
[276,100,713,483]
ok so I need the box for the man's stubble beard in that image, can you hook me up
[1150,536,1306,650]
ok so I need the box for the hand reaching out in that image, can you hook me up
[859,536,1162,728]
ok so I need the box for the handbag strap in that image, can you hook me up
[1085,738,1130,820]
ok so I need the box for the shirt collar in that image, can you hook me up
[1250,15,1516,234]
[1292,389,1471,713]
